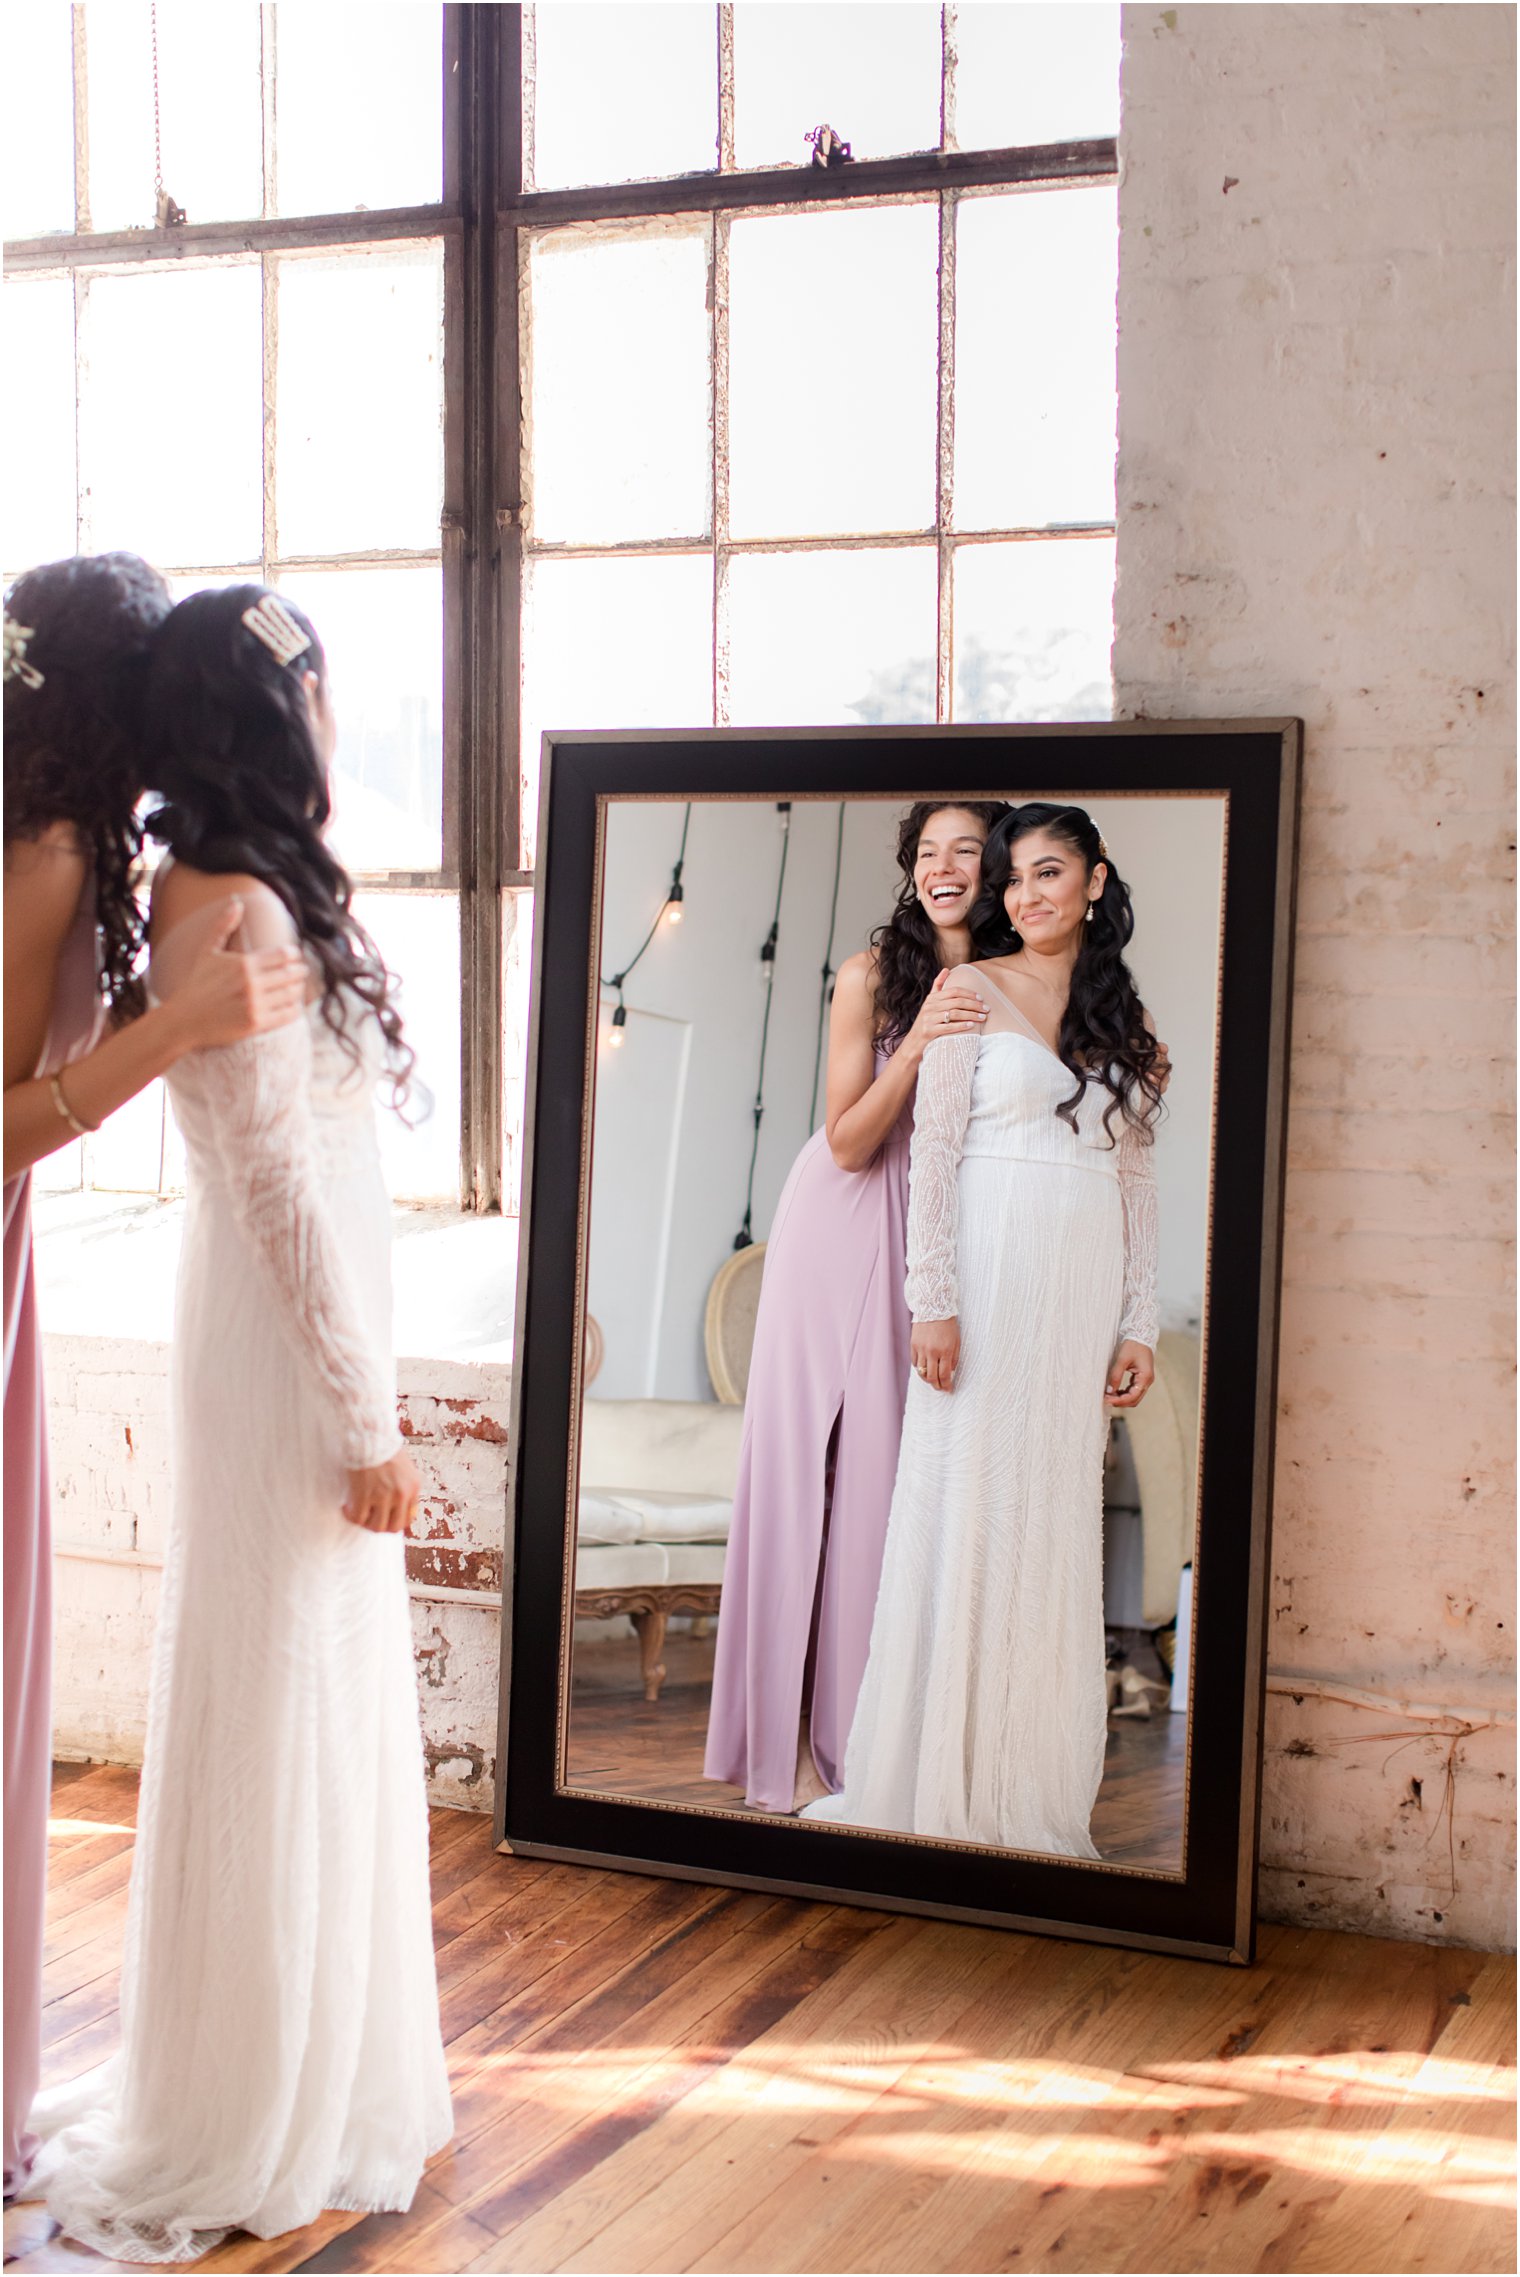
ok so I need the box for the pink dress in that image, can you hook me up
[4,878,102,2195]
[704,1047,913,1814]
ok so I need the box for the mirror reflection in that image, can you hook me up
[567,792,1223,1871]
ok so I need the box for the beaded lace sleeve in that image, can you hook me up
[1116,1119,1161,1350]
[192,1020,401,1468]
[904,1031,979,1323]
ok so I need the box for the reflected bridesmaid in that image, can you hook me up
[704,800,1010,1815]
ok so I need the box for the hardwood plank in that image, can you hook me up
[44,1845,135,1932]
[485,1915,1047,2275]
[676,1938,1190,2276]
[349,1898,879,2274]
[40,1832,136,1893]
[32,1765,1514,2277]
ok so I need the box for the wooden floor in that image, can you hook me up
[6,1761,1513,2277]
[567,1628,1187,1869]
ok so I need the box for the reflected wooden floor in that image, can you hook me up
[6,1762,1514,2275]
[566,1628,1187,1869]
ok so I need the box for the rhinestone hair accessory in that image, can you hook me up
[3,615,44,689]
[240,594,311,670]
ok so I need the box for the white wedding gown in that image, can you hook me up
[31,888,452,2262]
[803,964,1159,1858]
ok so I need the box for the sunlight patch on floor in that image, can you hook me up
[1143,2051,1517,2108]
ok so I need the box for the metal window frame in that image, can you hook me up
[5,2,1118,1216]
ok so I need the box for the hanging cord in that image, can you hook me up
[807,801,847,1135]
[734,803,792,1249]
[600,803,692,1023]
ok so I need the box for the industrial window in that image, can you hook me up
[4,3,1119,1216]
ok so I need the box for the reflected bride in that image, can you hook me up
[803,803,1167,1857]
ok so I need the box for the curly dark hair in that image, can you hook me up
[869,799,1013,1045]
[142,584,414,1100]
[974,801,1165,1140]
[4,552,174,1016]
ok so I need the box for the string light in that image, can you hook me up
[598,804,692,1046]
[734,803,792,1250]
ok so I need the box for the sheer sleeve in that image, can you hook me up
[904,1031,978,1323]
[190,1020,402,1469]
[1116,1120,1160,1350]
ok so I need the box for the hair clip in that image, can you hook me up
[241,595,311,670]
[3,615,44,690]
[1098,837,1110,859]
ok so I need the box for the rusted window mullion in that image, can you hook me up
[71,6,89,233]
[260,4,277,221]
[941,2,959,153]
[936,187,957,723]
[710,207,731,728]
[718,6,735,175]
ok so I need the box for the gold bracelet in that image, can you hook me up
[49,1072,97,1137]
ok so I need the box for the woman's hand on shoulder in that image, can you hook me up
[154,872,308,1051]
[902,966,988,1066]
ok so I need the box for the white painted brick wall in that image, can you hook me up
[1117,3,1515,1945]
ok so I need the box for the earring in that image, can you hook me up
[1085,904,1095,923]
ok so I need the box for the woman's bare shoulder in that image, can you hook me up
[152,864,295,950]
[4,823,90,944]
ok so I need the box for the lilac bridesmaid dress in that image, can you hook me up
[4,880,101,2196]
[705,1047,913,1814]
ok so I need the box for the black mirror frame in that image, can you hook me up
[494,721,1301,1966]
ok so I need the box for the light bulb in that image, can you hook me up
[665,902,683,926]
[665,880,685,925]
[608,1025,626,1049]
[609,1001,628,1049]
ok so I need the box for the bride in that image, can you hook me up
[32,588,451,2260]
[803,802,1165,1858]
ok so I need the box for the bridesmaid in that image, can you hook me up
[3,556,305,2200]
[705,800,1010,1815]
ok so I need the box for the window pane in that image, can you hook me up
[274,5,442,216]
[952,538,1114,722]
[521,553,713,868]
[79,265,263,567]
[87,1079,168,1195]
[530,4,718,190]
[3,4,74,237]
[34,1137,84,1196]
[953,4,1120,150]
[729,204,938,540]
[352,891,459,1203]
[728,547,937,725]
[279,567,443,874]
[5,277,76,571]
[85,3,262,233]
[955,185,1117,530]
[733,3,942,169]
[275,244,444,558]
[526,226,711,545]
